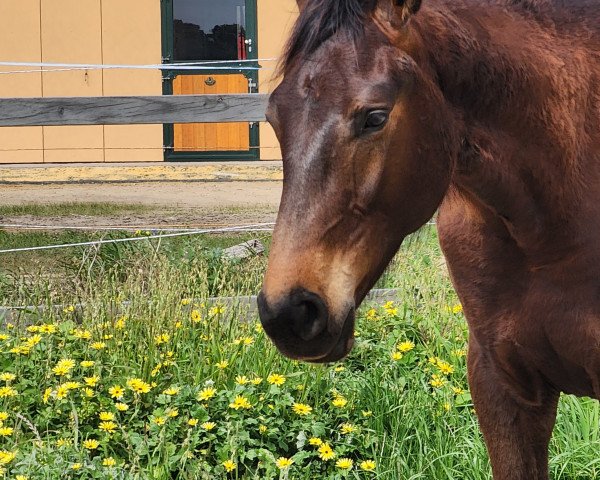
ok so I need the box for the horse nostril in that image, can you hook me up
[291,297,327,341]
[258,289,328,342]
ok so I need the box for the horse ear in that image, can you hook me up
[376,0,423,27]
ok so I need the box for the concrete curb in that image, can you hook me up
[0,289,401,324]
[0,161,283,185]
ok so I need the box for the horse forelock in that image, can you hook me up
[280,0,378,74]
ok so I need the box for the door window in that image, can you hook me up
[173,0,247,61]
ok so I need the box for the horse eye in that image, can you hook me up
[363,110,389,132]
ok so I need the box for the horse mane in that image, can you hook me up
[280,0,377,73]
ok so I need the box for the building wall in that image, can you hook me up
[257,0,298,160]
[0,1,296,164]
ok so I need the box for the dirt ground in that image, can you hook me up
[0,181,282,228]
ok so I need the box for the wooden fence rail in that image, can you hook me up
[0,94,269,127]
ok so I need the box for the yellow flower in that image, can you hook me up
[64,382,80,390]
[258,424,267,434]
[332,396,347,408]
[0,413,8,422]
[190,310,202,323]
[452,304,463,314]
[188,418,199,426]
[267,374,286,386]
[99,412,115,421]
[443,402,452,412]
[71,463,82,470]
[222,459,236,472]
[340,423,357,435]
[83,439,99,450]
[103,457,116,467]
[167,408,179,418]
[292,403,312,415]
[229,395,252,410]
[383,301,398,316]
[154,333,170,345]
[181,298,191,306]
[0,335,8,341]
[52,359,75,377]
[452,348,467,357]
[242,336,254,345]
[15,475,28,480]
[163,386,180,396]
[56,438,71,447]
[275,457,294,469]
[197,387,217,401]
[115,316,127,330]
[250,376,262,385]
[365,308,378,320]
[336,458,353,470]
[115,402,129,412]
[318,443,335,461]
[63,305,76,313]
[215,360,229,369]
[360,460,376,471]
[308,437,323,446]
[91,342,106,350]
[73,329,92,340]
[235,375,249,385]
[391,351,403,361]
[39,324,57,334]
[55,385,69,400]
[452,386,465,395]
[0,387,17,398]
[201,421,216,431]
[84,376,99,387]
[0,449,15,464]
[430,374,447,388]
[397,341,415,353]
[109,385,125,399]
[126,378,151,394]
[209,305,225,316]
[0,373,15,383]
[99,421,117,433]
[80,360,95,368]
[362,410,373,417]
[437,361,454,375]
[0,427,13,436]
[152,416,166,426]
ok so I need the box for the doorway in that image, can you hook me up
[161,0,259,161]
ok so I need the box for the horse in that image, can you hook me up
[256,0,599,478]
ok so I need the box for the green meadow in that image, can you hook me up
[0,223,597,479]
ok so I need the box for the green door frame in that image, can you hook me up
[160,0,260,161]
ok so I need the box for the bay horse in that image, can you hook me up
[257,0,600,478]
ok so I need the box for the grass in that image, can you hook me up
[0,203,151,218]
[0,226,597,479]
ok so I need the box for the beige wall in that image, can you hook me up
[0,0,162,164]
[0,1,296,164]
[257,0,298,160]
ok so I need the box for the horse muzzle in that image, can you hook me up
[257,288,355,362]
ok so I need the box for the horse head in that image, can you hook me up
[258,0,460,362]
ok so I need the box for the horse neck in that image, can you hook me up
[414,2,597,240]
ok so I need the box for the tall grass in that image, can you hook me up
[0,226,596,479]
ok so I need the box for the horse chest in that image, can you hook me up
[438,211,600,399]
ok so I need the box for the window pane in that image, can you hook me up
[173,0,247,61]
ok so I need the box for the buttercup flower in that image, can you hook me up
[275,457,293,469]
[83,439,99,450]
[229,395,252,410]
[198,387,217,401]
[267,373,286,386]
[292,403,312,415]
[318,443,335,461]
[336,458,353,470]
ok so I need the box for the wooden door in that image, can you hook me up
[172,74,250,152]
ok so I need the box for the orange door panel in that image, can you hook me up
[173,74,250,152]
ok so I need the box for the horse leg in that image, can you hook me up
[468,342,559,480]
